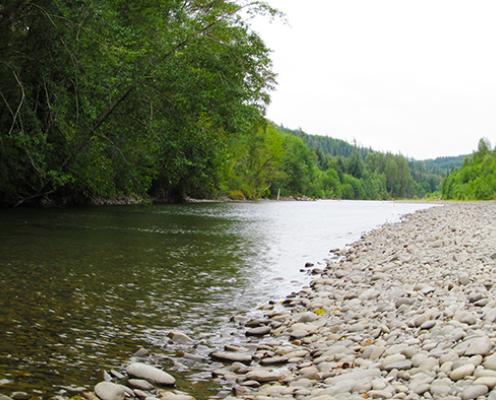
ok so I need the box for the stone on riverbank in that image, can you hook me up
[167,331,194,344]
[126,363,175,386]
[128,379,155,390]
[245,369,285,383]
[211,351,252,364]
[206,204,496,400]
[94,382,127,400]
[158,391,195,400]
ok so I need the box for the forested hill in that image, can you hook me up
[281,126,465,194]
[442,139,496,200]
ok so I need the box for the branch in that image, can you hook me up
[8,70,25,135]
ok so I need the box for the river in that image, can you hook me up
[0,200,433,397]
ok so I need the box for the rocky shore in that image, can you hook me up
[203,202,496,400]
[4,202,496,400]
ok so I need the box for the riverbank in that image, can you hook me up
[94,202,496,400]
[183,202,495,400]
[4,202,495,400]
[203,202,496,400]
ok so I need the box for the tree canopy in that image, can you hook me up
[0,1,464,206]
[442,138,496,200]
[0,0,277,205]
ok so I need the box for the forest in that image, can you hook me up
[0,1,466,206]
[442,138,496,200]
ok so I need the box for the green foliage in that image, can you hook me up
[281,126,465,199]
[0,0,276,205]
[0,1,462,205]
[442,139,496,200]
[220,124,285,199]
[219,123,439,201]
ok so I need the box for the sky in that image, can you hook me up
[251,0,496,160]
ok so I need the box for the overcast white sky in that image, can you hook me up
[252,0,496,159]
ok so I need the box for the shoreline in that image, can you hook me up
[203,202,496,400]
[3,202,496,400]
[2,196,463,209]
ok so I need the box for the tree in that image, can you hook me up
[0,0,278,205]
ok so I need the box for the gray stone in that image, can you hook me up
[383,359,412,371]
[245,326,271,336]
[128,379,155,390]
[461,384,489,399]
[465,336,492,356]
[159,392,195,400]
[167,330,194,344]
[126,363,175,386]
[11,394,29,400]
[450,364,475,380]
[94,382,126,400]
[420,320,436,330]
[485,354,496,370]
[210,351,252,364]
[260,355,289,365]
[133,389,149,399]
[245,369,284,383]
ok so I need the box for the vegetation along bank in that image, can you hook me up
[0,1,472,207]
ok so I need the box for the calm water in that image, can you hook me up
[0,200,432,396]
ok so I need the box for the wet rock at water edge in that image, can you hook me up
[158,390,195,400]
[245,326,271,336]
[260,355,289,365]
[82,391,100,400]
[128,379,155,390]
[10,394,30,400]
[134,347,149,358]
[94,382,127,400]
[111,370,125,380]
[126,362,176,385]
[245,369,285,383]
[210,351,252,364]
[167,330,194,344]
[132,389,149,399]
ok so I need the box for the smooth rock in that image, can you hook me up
[94,382,126,400]
[211,351,252,364]
[126,363,176,386]
[486,354,496,370]
[260,355,288,365]
[167,331,194,344]
[461,384,489,399]
[158,392,195,400]
[245,326,271,336]
[465,336,492,356]
[450,364,475,380]
[129,379,155,390]
[245,369,284,383]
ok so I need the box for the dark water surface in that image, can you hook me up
[0,200,432,396]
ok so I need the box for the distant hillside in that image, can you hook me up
[280,125,465,194]
[421,155,466,174]
[443,139,496,200]
[280,126,371,158]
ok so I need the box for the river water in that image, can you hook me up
[0,200,432,396]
